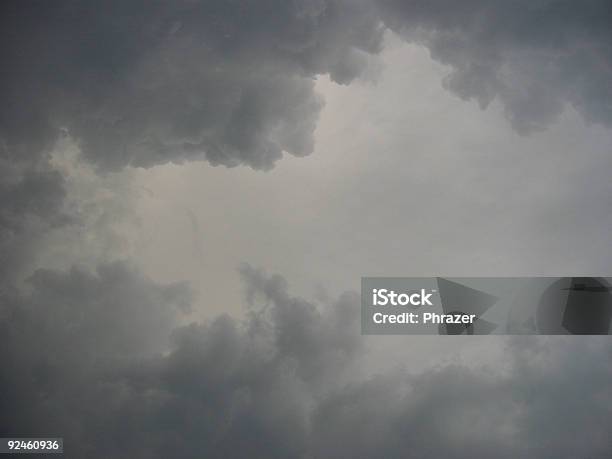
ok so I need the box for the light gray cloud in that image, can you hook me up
[314,337,612,459]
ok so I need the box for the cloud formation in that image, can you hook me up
[1,3,611,458]
[379,0,612,133]
[0,262,192,446]
[0,162,67,285]
[1,266,610,458]
[3,0,612,179]
[0,0,383,171]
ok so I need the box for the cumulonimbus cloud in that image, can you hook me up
[0,0,383,172]
[1,265,611,458]
[379,0,612,133]
[0,0,384,287]
[1,3,612,457]
[1,0,611,255]
[3,0,612,176]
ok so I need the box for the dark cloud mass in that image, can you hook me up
[2,0,612,176]
[0,163,67,285]
[379,0,612,133]
[0,262,192,447]
[1,2,612,458]
[1,266,611,458]
[0,0,383,171]
[0,0,610,245]
[0,0,384,285]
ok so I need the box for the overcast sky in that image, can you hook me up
[1,1,612,458]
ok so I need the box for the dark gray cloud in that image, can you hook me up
[0,0,382,289]
[0,0,383,172]
[2,266,610,458]
[1,2,611,458]
[313,337,612,459]
[3,0,611,178]
[0,262,192,447]
[0,162,67,285]
[379,0,612,133]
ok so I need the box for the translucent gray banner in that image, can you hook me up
[361,277,612,335]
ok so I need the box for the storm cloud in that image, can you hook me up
[0,163,67,285]
[0,0,383,172]
[0,1,610,255]
[2,0,612,177]
[1,2,611,458]
[1,266,611,458]
[0,262,192,446]
[379,0,612,133]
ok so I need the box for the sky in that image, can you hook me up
[1,1,612,458]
